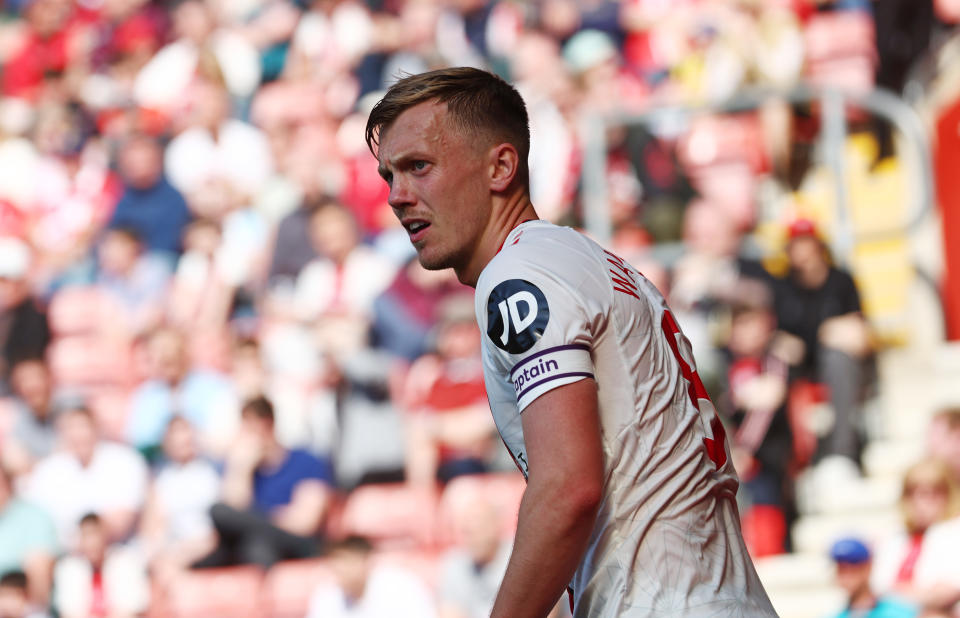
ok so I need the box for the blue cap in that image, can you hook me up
[830,537,871,564]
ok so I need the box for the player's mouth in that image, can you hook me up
[402,219,431,243]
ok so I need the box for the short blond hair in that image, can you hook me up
[365,67,530,186]
[899,457,960,533]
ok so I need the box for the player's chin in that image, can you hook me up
[415,247,451,272]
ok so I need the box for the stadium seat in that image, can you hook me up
[437,472,525,547]
[262,559,335,618]
[47,286,110,336]
[159,566,265,618]
[46,336,135,391]
[87,388,132,441]
[333,483,439,548]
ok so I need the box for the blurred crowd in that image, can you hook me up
[0,0,959,616]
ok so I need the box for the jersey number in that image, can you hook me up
[660,310,728,470]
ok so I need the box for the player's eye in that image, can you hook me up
[412,160,428,171]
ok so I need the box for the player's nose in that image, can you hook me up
[388,175,415,210]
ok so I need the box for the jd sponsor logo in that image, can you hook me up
[513,356,560,394]
[486,279,549,353]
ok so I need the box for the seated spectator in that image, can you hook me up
[108,134,192,261]
[53,513,150,618]
[139,417,219,581]
[928,407,960,484]
[2,358,60,477]
[306,536,437,618]
[167,218,234,331]
[0,239,50,389]
[0,571,49,618]
[717,288,793,556]
[26,406,149,546]
[265,194,323,287]
[669,202,772,390]
[94,226,169,336]
[828,537,917,618]
[401,298,497,485]
[871,458,960,614]
[0,467,58,607]
[163,79,273,202]
[294,201,396,358]
[125,326,238,457]
[438,492,511,618]
[772,219,874,467]
[371,258,468,362]
[196,396,333,569]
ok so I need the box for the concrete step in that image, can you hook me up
[791,510,901,556]
[754,552,834,590]
[766,587,847,618]
[861,438,923,480]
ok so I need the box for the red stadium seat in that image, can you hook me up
[47,286,109,336]
[334,483,439,548]
[47,335,135,391]
[159,566,265,618]
[87,388,132,441]
[437,472,525,547]
[263,559,335,618]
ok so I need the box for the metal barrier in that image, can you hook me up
[579,86,936,266]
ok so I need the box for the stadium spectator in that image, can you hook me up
[52,513,150,618]
[26,405,148,545]
[196,396,333,568]
[717,289,794,556]
[1,358,59,478]
[870,458,960,614]
[125,326,238,456]
[772,219,873,467]
[108,133,192,259]
[132,0,261,116]
[166,218,234,331]
[0,467,57,607]
[0,571,49,618]
[401,298,497,485]
[306,535,437,618]
[294,200,396,357]
[163,78,273,202]
[138,417,219,581]
[0,238,50,387]
[28,107,120,283]
[371,258,468,362]
[93,226,169,336]
[1,0,83,101]
[827,537,917,618]
[438,490,511,618]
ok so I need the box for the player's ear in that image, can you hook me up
[488,142,519,192]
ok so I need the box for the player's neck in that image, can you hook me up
[456,191,538,288]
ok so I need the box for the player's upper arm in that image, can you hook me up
[520,377,604,498]
[478,241,605,415]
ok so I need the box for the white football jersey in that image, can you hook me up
[475,220,776,617]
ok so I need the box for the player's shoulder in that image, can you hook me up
[478,221,600,292]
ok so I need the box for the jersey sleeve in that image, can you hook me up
[477,252,602,412]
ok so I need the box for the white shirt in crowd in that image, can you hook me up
[26,442,149,546]
[153,458,221,545]
[306,565,437,618]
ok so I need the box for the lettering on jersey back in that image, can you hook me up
[486,279,550,353]
[604,250,640,300]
